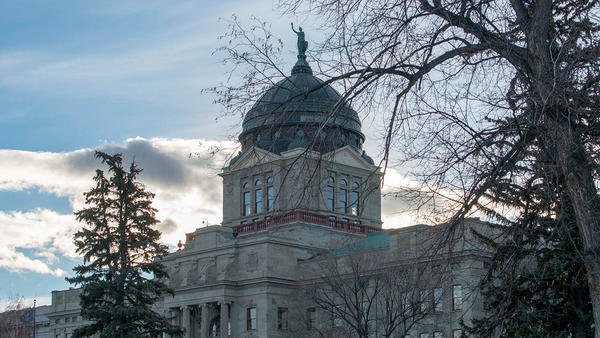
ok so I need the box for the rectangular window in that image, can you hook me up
[350,191,359,215]
[306,307,316,330]
[452,285,462,311]
[420,289,429,312]
[420,333,430,338]
[327,186,334,211]
[277,307,288,330]
[339,188,347,213]
[247,307,257,330]
[243,191,251,216]
[452,329,462,338]
[255,189,262,213]
[401,292,409,312]
[433,288,443,312]
[65,317,70,323]
[267,186,274,211]
[433,332,443,338]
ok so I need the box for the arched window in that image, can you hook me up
[339,187,347,213]
[243,182,250,189]
[254,179,263,214]
[351,182,360,216]
[326,177,335,211]
[351,191,359,216]
[267,176,273,184]
[338,179,348,213]
[267,186,274,212]
[243,191,251,216]
[255,188,263,213]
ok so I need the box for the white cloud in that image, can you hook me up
[0,209,73,276]
[0,137,235,276]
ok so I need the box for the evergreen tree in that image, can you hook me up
[67,151,182,338]
[465,132,593,336]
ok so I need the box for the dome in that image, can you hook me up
[238,34,364,156]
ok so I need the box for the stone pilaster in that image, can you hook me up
[201,303,209,338]
[181,306,191,338]
[219,301,231,337]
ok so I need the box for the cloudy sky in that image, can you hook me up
[0,0,417,309]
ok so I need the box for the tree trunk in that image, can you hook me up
[554,120,600,338]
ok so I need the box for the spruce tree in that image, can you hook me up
[465,133,593,336]
[67,151,182,338]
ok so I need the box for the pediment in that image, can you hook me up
[227,147,280,171]
[325,145,378,171]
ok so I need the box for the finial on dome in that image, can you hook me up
[291,23,312,75]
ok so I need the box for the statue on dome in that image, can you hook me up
[291,23,308,55]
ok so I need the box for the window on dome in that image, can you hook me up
[339,188,347,213]
[327,185,334,211]
[255,189,263,214]
[267,186,274,211]
[243,192,251,216]
[350,191,359,216]
[349,181,360,216]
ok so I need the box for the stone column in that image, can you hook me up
[201,303,210,338]
[219,301,231,337]
[181,306,191,338]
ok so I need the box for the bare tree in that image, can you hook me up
[0,298,34,338]
[304,251,440,338]
[212,0,600,334]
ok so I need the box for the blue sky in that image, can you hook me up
[0,1,413,309]
[0,1,246,152]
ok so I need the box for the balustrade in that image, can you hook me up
[233,210,379,236]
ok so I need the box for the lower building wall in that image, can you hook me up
[44,222,492,338]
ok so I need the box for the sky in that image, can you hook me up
[0,0,417,309]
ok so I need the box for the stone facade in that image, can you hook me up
[48,288,93,338]
[46,36,492,338]
[158,216,490,338]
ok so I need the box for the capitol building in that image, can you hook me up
[45,34,491,338]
